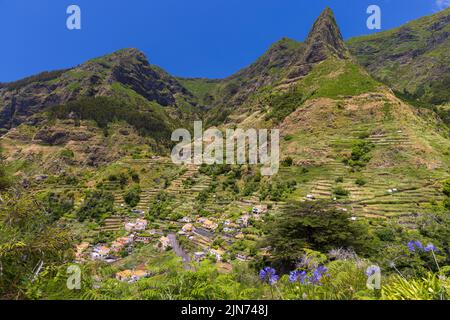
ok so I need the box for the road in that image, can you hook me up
[168,233,192,270]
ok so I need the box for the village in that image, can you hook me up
[74,204,269,283]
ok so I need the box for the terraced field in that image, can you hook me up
[100,216,126,232]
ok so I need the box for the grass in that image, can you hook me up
[296,58,382,99]
[178,78,219,105]
[347,7,450,105]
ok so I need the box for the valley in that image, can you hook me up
[0,7,449,300]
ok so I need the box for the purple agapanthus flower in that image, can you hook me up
[424,243,437,252]
[414,241,424,251]
[289,270,308,284]
[408,240,426,252]
[310,266,329,285]
[269,274,279,285]
[366,265,381,277]
[259,267,278,285]
[289,270,299,283]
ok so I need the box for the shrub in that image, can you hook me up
[355,178,367,186]
[343,141,374,168]
[281,157,294,167]
[124,186,141,208]
[147,192,172,220]
[265,88,305,122]
[59,149,74,159]
[77,190,114,222]
[130,171,140,183]
[45,192,75,221]
[333,186,350,197]
[382,273,448,300]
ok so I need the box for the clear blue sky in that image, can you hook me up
[0,0,448,82]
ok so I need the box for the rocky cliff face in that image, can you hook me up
[108,49,192,106]
[205,8,352,123]
[304,7,349,63]
[1,7,448,136]
[0,48,199,133]
[288,7,350,78]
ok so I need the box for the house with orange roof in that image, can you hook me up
[115,269,149,283]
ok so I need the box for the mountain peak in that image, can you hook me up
[96,48,149,67]
[303,7,349,63]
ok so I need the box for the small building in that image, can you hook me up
[201,219,218,231]
[111,235,134,252]
[209,248,225,262]
[135,235,153,243]
[34,174,49,182]
[75,242,90,261]
[115,269,149,283]
[223,227,236,234]
[158,236,171,251]
[131,209,145,215]
[91,245,111,260]
[125,219,148,232]
[194,251,206,262]
[236,254,249,261]
[252,205,268,215]
[182,223,194,233]
[180,217,192,223]
[237,215,250,228]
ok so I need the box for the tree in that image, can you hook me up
[264,201,372,268]
[0,194,74,298]
[124,186,141,208]
[77,190,114,222]
[147,192,172,220]
[44,192,75,221]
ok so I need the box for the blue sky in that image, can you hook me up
[0,0,448,82]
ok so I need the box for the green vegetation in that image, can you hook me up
[348,7,450,105]
[332,186,350,198]
[147,192,173,220]
[355,178,367,187]
[1,69,68,91]
[59,149,75,159]
[0,194,74,298]
[178,78,219,106]
[48,97,173,144]
[343,140,375,168]
[443,179,450,210]
[297,58,381,99]
[77,190,115,222]
[265,87,305,121]
[0,7,449,302]
[43,192,75,221]
[0,148,12,190]
[124,186,141,208]
[264,202,372,268]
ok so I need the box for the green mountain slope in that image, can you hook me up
[0,48,202,134]
[1,7,449,301]
[348,7,450,105]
